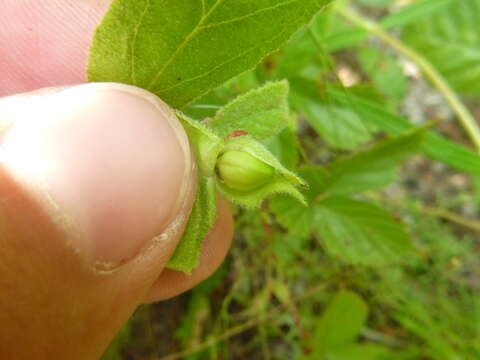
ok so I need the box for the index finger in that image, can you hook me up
[0,0,110,96]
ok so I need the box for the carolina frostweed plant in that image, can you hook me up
[87,0,332,272]
[168,82,306,272]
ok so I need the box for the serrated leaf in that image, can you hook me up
[403,0,480,96]
[217,136,306,208]
[327,88,480,175]
[167,176,216,273]
[325,126,427,196]
[270,196,316,238]
[270,167,329,237]
[210,81,290,140]
[312,291,368,355]
[88,0,332,109]
[176,112,223,176]
[290,79,374,150]
[315,197,415,266]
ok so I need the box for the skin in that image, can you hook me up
[0,1,234,359]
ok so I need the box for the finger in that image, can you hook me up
[0,83,197,359]
[0,0,111,96]
[144,197,234,302]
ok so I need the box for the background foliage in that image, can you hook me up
[101,0,480,358]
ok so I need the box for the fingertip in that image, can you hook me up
[0,0,112,96]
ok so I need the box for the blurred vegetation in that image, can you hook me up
[103,0,480,358]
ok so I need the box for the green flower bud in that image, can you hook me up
[216,150,274,192]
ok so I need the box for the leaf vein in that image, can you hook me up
[158,47,259,94]
[156,26,290,95]
[201,0,300,30]
[147,0,226,89]
[130,0,152,85]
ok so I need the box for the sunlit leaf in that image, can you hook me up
[311,290,369,355]
[210,81,290,140]
[88,0,332,108]
[325,126,427,196]
[315,197,415,266]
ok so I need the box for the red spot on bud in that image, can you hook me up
[225,130,249,140]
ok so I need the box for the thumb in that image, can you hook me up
[0,83,196,359]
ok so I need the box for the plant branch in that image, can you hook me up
[421,206,480,233]
[334,5,480,153]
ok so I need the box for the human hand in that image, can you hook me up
[0,1,233,359]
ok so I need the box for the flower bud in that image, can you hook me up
[216,150,274,192]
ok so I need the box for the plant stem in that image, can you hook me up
[335,5,480,153]
[421,206,480,233]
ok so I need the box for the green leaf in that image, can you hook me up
[88,0,332,109]
[312,290,369,355]
[357,46,407,101]
[167,176,216,273]
[290,79,374,150]
[403,0,480,96]
[271,147,420,259]
[262,125,299,171]
[256,25,320,80]
[325,126,427,196]
[315,197,415,266]
[270,196,316,238]
[327,88,480,175]
[176,112,223,176]
[210,81,290,140]
[217,136,306,208]
[270,166,329,237]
